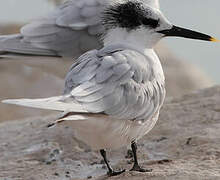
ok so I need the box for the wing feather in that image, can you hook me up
[2,96,87,113]
[95,67,114,83]
[82,86,124,112]
[71,83,102,96]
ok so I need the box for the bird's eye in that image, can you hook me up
[142,18,159,28]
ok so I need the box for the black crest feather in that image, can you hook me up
[102,1,159,30]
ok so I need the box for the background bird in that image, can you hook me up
[47,0,64,6]
[2,0,217,176]
[0,0,159,59]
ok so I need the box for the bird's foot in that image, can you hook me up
[130,164,152,172]
[107,169,126,176]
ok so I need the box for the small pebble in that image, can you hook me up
[186,137,192,145]
[157,159,172,164]
[156,137,168,142]
[84,148,91,153]
[90,161,98,165]
[49,153,55,158]
[46,161,52,165]
[54,172,59,176]
[66,174,70,178]
[53,149,60,154]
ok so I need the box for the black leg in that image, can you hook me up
[130,142,152,172]
[100,149,125,176]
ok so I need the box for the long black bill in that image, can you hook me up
[158,25,219,42]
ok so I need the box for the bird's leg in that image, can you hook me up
[130,141,152,172]
[100,149,125,176]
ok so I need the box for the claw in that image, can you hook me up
[130,142,153,173]
[107,169,126,176]
[100,149,126,177]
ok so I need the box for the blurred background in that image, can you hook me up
[0,0,219,122]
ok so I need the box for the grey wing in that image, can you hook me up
[0,0,104,58]
[64,48,165,121]
[0,34,57,56]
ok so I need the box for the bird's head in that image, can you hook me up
[102,1,218,48]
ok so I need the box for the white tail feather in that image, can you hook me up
[2,96,87,113]
[59,115,87,121]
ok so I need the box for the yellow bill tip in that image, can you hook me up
[210,37,220,42]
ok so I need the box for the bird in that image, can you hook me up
[47,0,64,6]
[0,0,159,59]
[2,0,218,176]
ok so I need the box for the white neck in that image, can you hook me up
[103,27,165,83]
[103,28,161,51]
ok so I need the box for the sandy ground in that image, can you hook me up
[0,86,219,180]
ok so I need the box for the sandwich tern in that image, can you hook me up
[2,0,218,176]
[0,0,159,58]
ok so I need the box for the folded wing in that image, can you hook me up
[64,46,165,121]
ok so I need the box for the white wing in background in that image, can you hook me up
[0,0,105,57]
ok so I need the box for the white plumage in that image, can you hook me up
[59,112,160,150]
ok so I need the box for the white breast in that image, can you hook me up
[59,111,159,150]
